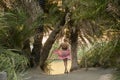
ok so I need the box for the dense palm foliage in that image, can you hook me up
[0,0,120,79]
[78,0,120,69]
[80,33,120,68]
[0,47,28,80]
[0,8,33,49]
[0,1,32,80]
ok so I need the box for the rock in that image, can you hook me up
[0,72,7,80]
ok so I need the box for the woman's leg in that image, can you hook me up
[63,58,68,73]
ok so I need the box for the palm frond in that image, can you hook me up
[0,46,28,80]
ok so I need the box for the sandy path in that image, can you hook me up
[50,60,71,75]
[24,60,114,80]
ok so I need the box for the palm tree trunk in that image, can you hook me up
[70,26,79,72]
[39,28,60,70]
[40,15,66,70]
[31,26,43,67]
[22,39,31,62]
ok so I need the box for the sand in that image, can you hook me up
[24,60,114,80]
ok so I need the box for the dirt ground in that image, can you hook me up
[23,60,114,80]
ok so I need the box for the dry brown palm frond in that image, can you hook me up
[84,32,95,44]
[78,30,87,45]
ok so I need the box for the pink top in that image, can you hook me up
[54,49,71,59]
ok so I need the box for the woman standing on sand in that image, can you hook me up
[54,38,71,74]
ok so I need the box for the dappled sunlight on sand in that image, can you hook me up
[49,60,71,75]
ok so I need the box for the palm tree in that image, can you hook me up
[76,0,120,69]
[18,0,67,70]
[39,10,68,70]
[61,0,109,71]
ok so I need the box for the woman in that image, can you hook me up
[54,38,71,74]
